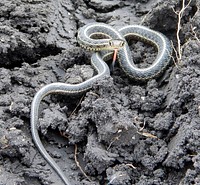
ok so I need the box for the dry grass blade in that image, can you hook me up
[138,131,158,139]
[74,144,92,182]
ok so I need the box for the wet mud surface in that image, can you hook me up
[0,0,200,185]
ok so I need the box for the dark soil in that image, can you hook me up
[0,0,200,185]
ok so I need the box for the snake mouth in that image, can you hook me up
[108,39,125,50]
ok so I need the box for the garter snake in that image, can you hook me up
[77,23,172,80]
[31,23,172,185]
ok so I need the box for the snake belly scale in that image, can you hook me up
[31,23,172,185]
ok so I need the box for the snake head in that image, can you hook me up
[108,39,125,50]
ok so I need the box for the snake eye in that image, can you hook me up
[109,40,114,47]
[120,41,125,47]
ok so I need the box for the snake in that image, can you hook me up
[31,23,172,185]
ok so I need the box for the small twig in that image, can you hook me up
[171,42,181,68]
[107,173,126,185]
[9,102,14,111]
[188,154,197,157]
[133,117,158,139]
[60,131,69,139]
[133,116,145,131]
[125,163,137,170]
[88,92,99,97]
[176,0,191,61]
[107,135,121,150]
[137,131,158,139]
[140,10,151,25]
[69,95,85,118]
[172,0,192,63]
[190,25,200,43]
[74,144,92,182]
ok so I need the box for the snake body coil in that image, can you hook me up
[77,23,172,80]
[31,23,172,185]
